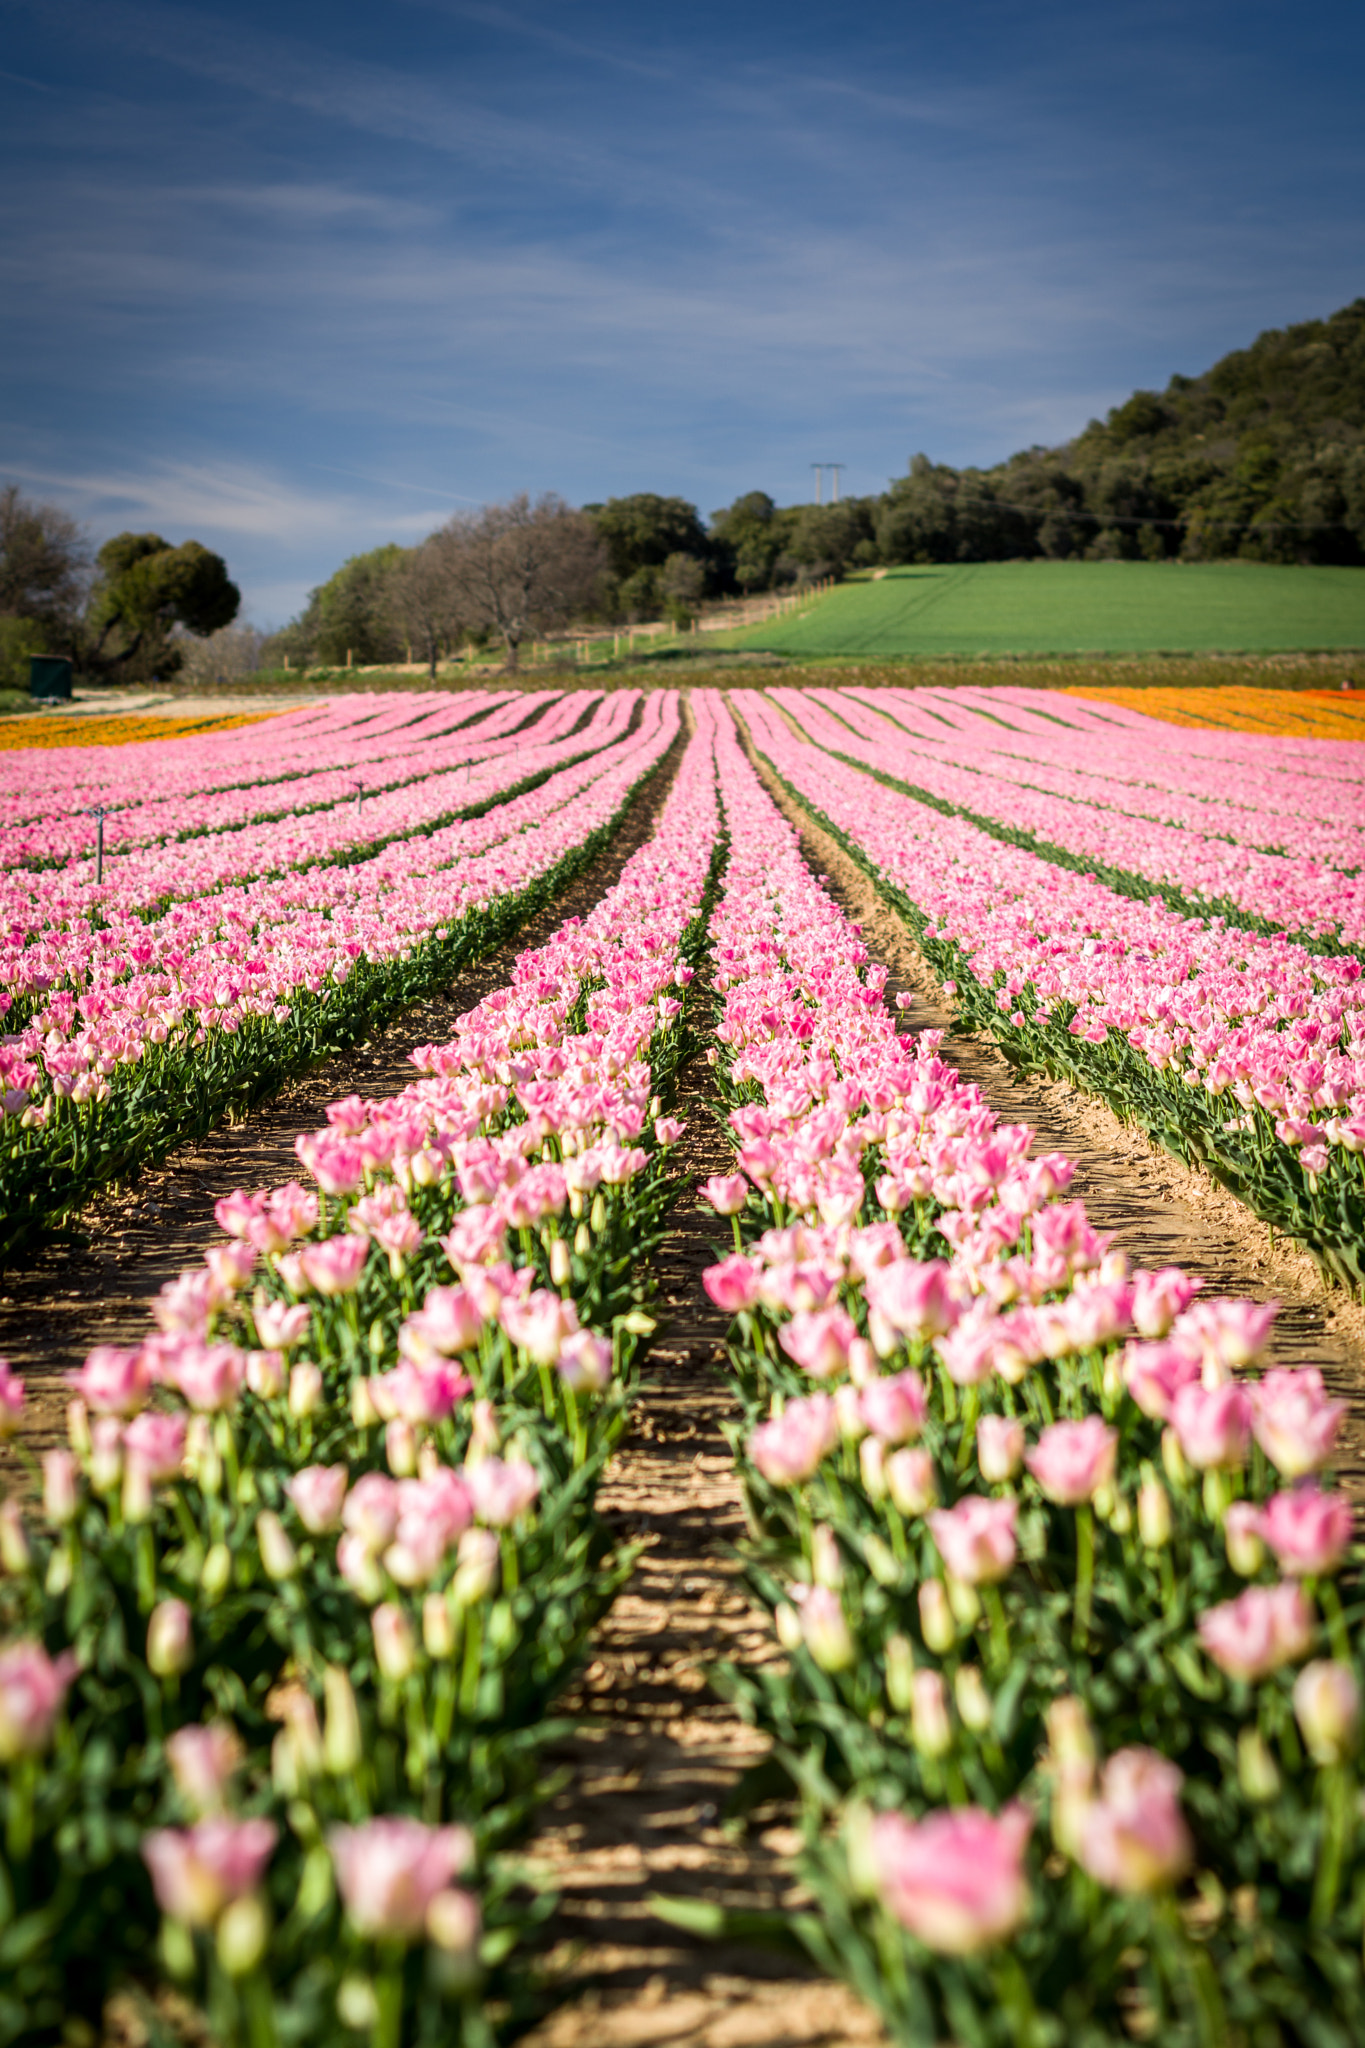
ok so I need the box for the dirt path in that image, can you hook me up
[0,738,686,1460]
[747,747,1365,1495]
[520,1018,882,2048]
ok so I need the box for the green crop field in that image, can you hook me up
[710,559,1365,659]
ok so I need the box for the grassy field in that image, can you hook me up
[708,559,1365,658]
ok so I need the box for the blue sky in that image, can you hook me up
[2,0,1363,625]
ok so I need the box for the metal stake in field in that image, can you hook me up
[85,804,107,885]
[351,779,364,815]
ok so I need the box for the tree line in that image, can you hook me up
[5,297,1363,686]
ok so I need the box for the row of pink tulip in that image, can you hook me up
[734,689,1365,1180]
[878,680,1365,826]
[782,685,1365,946]
[0,691,536,867]
[696,698,1364,2043]
[0,692,624,925]
[0,706,724,2039]
[0,698,678,1244]
[0,691,517,846]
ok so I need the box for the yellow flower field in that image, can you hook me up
[1066,682,1365,741]
[0,710,278,751]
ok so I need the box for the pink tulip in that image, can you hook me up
[865,1259,960,1346]
[161,1343,248,1414]
[245,1349,285,1400]
[142,1816,277,1927]
[67,1345,150,1417]
[859,1369,928,1445]
[204,1242,256,1295]
[1260,1486,1353,1577]
[702,1253,762,1313]
[779,1306,857,1380]
[1197,1581,1314,1682]
[1076,1748,1191,1894]
[1293,1660,1361,1765]
[929,1496,1018,1586]
[122,1410,187,1483]
[700,1174,749,1216]
[297,1235,370,1297]
[1130,1268,1203,1339]
[1121,1340,1202,1421]
[252,1299,311,1350]
[0,1361,23,1438]
[165,1724,242,1815]
[342,1472,401,1552]
[147,1598,194,1677]
[870,1803,1032,1954]
[1170,1381,1252,1471]
[933,1313,1002,1388]
[367,1361,470,1426]
[1024,1418,1117,1505]
[328,1817,473,1942]
[372,1602,417,1682]
[748,1394,838,1486]
[1251,1368,1346,1479]
[399,1286,484,1361]
[976,1414,1025,1483]
[557,1329,613,1392]
[789,1583,855,1672]
[0,1640,79,1760]
[500,1290,579,1367]
[886,1446,939,1516]
[1175,1298,1278,1372]
[465,1454,540,1527]
[286,1464,349,1534]
[214,1190,264,1240]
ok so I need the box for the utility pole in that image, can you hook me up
[828,464,844,503]
[811,463,824,505]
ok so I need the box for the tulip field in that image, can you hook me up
[1,679,1364,2047]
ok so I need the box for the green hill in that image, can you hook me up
[874,300,1365,569]
[713,559,1365,659]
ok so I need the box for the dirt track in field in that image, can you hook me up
[519,1001,882,2048]
[746,744,1365,1498]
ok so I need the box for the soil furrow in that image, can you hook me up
[520,1012,882,2048]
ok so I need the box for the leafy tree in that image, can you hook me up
[659,551,705,626]
[711,491,781,593]
[304,545,405,667]
[86,533,240,682]
[587,494,709,580]
[444,494,605,671]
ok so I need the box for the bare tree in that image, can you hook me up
[171,619,265,685]
[391,532,463,678]
[443,493,606,671]
[0,485,89,645]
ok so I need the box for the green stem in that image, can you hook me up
[982,1584,1011,1673]
[1072,1506,1095,1652]
[1320,1578,1351,1664]
[373,1955,404,2048]
[1312,1763,1354,1926]
[6,1756,34,1866]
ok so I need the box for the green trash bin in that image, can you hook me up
[29,657,72,701]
